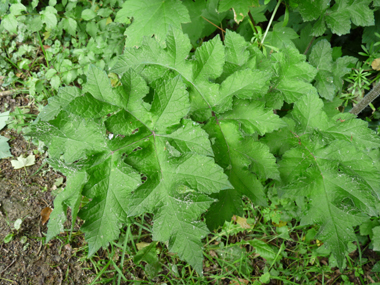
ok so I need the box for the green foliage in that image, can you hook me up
[0,0,126,101]
[28,20,380,273]
[3,0,380,279]
[292,0,375,36]
[309,39,357,100]
[115,0,191,46]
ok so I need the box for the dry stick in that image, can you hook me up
[36,220,43,256]
[303,36,316,55]
[349,81,380,116]
[0,259,16,275]
[57,266,63,285]
[201,16,226,33]
[0,89,24,97]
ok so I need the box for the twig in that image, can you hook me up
[303,36,316,55]
[248,11,259,35]
[0,277,18,284]
[57,266,63,285]
[349,81,380,115]
[201,16,226,33]
[0,259,16,275]
[0,89,26,97]
[366,274,375,283]
[36,220,43,256]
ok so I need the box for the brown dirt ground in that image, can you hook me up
[0,94,96,285]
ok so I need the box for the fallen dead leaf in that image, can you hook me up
[11,153,35,169]
[41,207,53,225]
[372,58,380,71]
[64,244,72,252]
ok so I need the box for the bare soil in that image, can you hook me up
[0,94,95,285]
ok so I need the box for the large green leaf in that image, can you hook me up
[29,63,230,274]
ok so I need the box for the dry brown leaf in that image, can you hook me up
[64,244,72,252]
[236,216,252,229]
[40,207,53,225]
[372,58,380,71]
[209,250,218,258]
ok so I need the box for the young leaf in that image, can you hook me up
[46,171,87,241]
[203,119,273,229]
[223,30,250,76]
[39,87,82,121]
[309,40,336,100]
[325,0,374,36]
[279,142,378,269]
[40,6,57,30]
[266,47,318,107]
[133,242,162,278]
[292,0,330,21]
[219,99,286,135]
[214,69,270,113]
[0,136,12,159]
[0,111,10,130]
[274,93,380,269]
[2,14,18,34]
[115,0,190,46]
[265,22,299,50]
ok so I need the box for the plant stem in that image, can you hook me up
[349,81,380,115]
[248,11,259,35]
[117,224,131,285]
[303,36,316,55]
[37,32,50,68]
[261,0,282,44]
[0,89,28,97]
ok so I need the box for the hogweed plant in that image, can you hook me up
[27,26,380,274]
